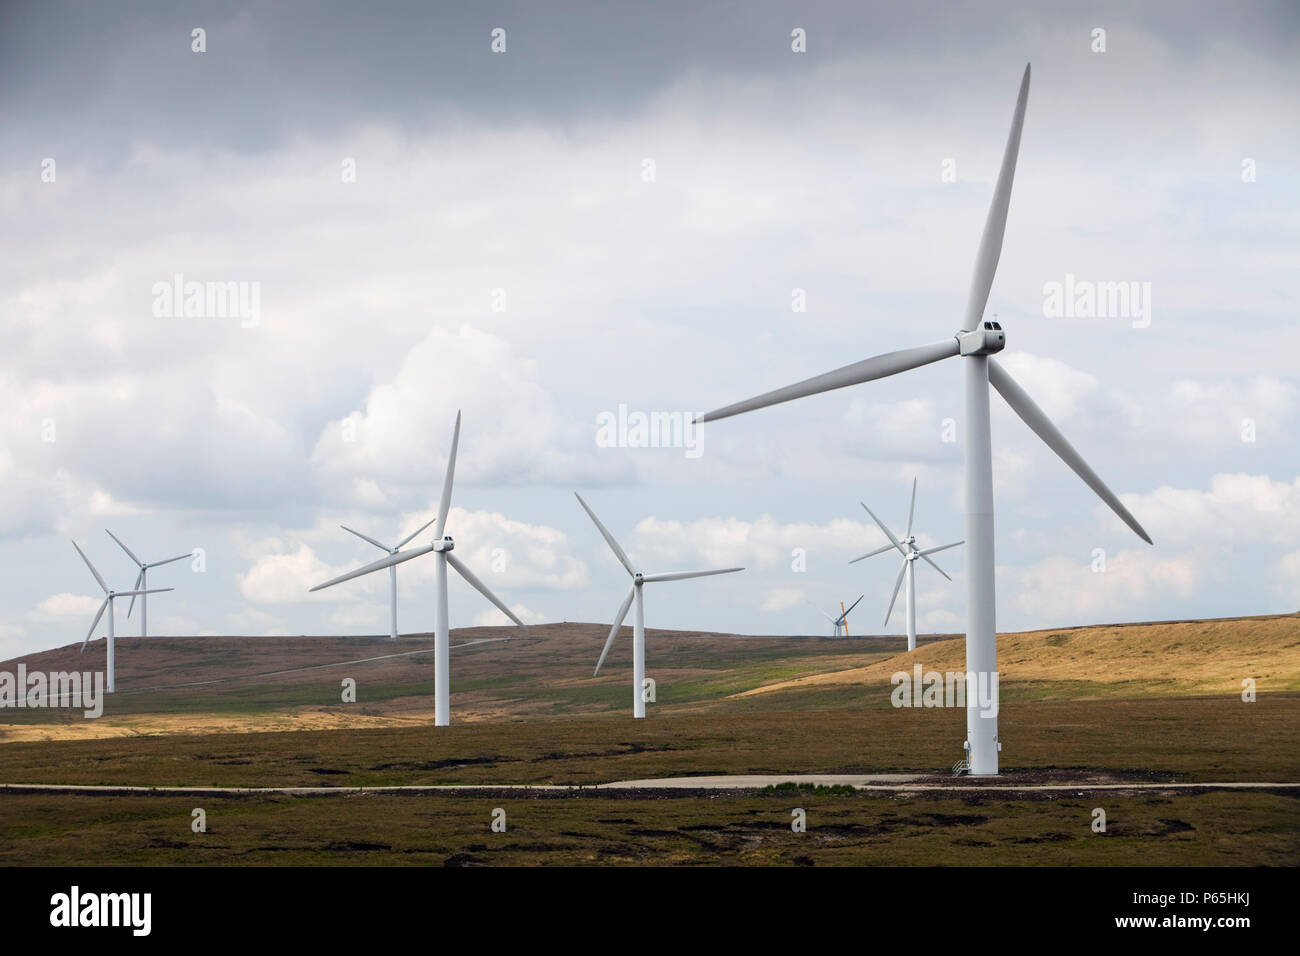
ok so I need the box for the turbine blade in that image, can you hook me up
[126,568,144,618]
[117,588,173,596]
[446,553,525,627]
[820,610,837,623]
[309,543,436,592]
[595,585,636,676]
[394,516,437,550]
[906,477,918,537]
[843,593,865,617]
[82,596,109,648]
[918,539,960,581]
[919,553,952,582]
[71,541,108,594]
[848,543,896,564]
[574,493,635,576]
[961,63,1031,332]
[434,411,461,540]
[918,540,963,557]
[696,339,961,424]
[883,560,908,626]
[104,529,142,567]
[988,359,1152,544]
[641,567,743,583]
[860,502,906,555]
[341,525,392,553]
[149,553,192,568]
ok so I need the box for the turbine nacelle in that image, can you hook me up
[957,322,1006,356]
[432,536,455,553]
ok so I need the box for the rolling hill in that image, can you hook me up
[0,613,1295,742]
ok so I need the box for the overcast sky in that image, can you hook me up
[2,0,1297,657]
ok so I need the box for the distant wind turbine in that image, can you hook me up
[105,530,189,638]
[815,594,863,637]
[851,478,962,652]
[576,493,743,718]
[72,541,172,693]
[310,412,525,726]
[338,516,436,639]
[695,64,1152,775]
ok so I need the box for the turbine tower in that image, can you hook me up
[575,493,743,718]
[851,478,962,652]
[72,541,172,693]
[338,515,436,639]
[105,530,190,638]
[309,412,525,726]
[695,65,1152,775]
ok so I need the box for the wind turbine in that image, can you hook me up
[338,515,436,639]
[105,530,190,638]
[695,64,1152,775]
[72,541,172,693]
[815,594,863,637]
[851,478,963,653]
[309,412,524,726]
[575,493,743,718]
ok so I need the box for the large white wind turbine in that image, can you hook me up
[72,541,172,693]
[105,530,190,638]
[851,478,962,653]
[815,594,863,637]
[696,65,1152,775]
[338,516,436,639]
[576,493,743,718]
[309,412,525,726]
